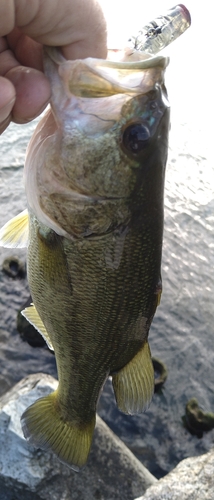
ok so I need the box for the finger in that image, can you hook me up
[0,76,15,133]
[0,0,107,60]
[0,36,8,52]
[0,114,12,135]
[20,0,107,56]
[6,66,51,123]
[0,1,15,35]
[7,29,43,71]
[0,47,19,76]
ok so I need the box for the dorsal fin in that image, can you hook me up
[0,209,29,248]
[21,303,54,351]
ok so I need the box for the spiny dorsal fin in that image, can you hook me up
[21,303,54,351]
[0,209,29,248]
[112,341,154,414]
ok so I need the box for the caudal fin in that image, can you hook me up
[21,390,95,470]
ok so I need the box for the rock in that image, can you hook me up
[184,397,214,437]
[0,373,156,500]
[2,255,26,279]
[151,357,167,392]
[135,448,214,500]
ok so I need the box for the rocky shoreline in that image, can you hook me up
[0,373,213,500]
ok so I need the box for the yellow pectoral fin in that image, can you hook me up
[21,303,54,351]
[0,209,29,248]
[21,391,96,470]
[112,341,154,415]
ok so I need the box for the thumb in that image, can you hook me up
[3,0,107,60]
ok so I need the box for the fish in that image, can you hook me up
[0,46,170,470]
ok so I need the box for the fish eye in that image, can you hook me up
[121,122,150,156]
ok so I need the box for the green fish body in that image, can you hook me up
[0,47,170,469]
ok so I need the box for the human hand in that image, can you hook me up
[0,0,107,133]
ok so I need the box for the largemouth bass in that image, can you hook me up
[0,47,170,469]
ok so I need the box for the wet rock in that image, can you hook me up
[0,373,156,500]
[184,397,214,437]
[16,296,46,348]
[135,448,214,500]
[151,357,167,392]
[2,255,26,279]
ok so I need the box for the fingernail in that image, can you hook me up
[0,97,16,123]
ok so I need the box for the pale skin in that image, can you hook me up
[0,0,107,133]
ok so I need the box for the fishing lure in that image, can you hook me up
[128,4,191,55]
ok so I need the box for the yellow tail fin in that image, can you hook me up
[21,391,95,470]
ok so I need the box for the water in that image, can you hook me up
[98,139,214,477]
[0,0,213,481]
[0,120,57,398]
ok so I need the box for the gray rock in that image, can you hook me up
[0,373,156,500]
[135,448,214,500]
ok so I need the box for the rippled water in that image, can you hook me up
[0,120,57,398]
[98,136,214,477]
[0,5,213,480]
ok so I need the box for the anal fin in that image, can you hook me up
[21,303,54,351]
[112,341,154,415]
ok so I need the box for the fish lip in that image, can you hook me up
[45,46,169,70]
